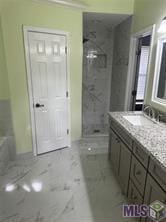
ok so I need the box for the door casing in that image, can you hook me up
[23,26,71,156]
[124,25,156,111]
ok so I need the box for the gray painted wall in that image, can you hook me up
[110,16,132,111]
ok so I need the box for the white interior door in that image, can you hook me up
[27,31,69,154]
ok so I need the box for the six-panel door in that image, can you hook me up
[28,31,69,154]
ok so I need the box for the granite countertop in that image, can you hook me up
[108,111,166,171]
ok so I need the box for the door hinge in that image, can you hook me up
[66,91,69,97]
[65,46,67,54]
[136,50,141,56]
[132,90,137,96]
[67,129,69,135]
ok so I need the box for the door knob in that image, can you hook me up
[35,103,44,108]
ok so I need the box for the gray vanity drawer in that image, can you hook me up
[133,142,149,168]
[143,174,166,222]
[149,158,166,191]
[130,156,147,196]
[128,180,142,222]
[110,119,132,150]
[128,180,143,205]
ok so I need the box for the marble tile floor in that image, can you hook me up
[0,137,136,222]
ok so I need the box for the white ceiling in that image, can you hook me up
[84,12,131,28]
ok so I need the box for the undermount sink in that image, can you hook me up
[123,114,156,126]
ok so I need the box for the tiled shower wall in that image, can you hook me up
[82,20,113,135]
[110,17,132,111]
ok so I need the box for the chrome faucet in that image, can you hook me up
[143,105,150,115]
[143,105,155,119]
[144,106,166,123]
[156,113,166,122]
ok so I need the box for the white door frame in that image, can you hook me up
[23,26,71,156]
[124,25,156,111]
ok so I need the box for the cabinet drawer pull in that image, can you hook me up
[133,195,137,200]
[115,137,120,143]
[136,170,141,176]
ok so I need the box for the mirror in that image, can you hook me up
[152,36,166,104]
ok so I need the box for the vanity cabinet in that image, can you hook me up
[128,180,143,205]
[130,155,147,196]
[133,142,149,168]
[109,116,166,220]
[111,119,132,150]
[118,142,131,195]
[109,128,121,176]
[144,175,166,203]
[143,174,166,222]
[109,126,131,195]
[149,158,166,191]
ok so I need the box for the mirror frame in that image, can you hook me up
[152,34,166,105]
